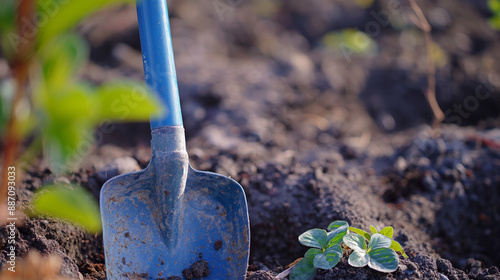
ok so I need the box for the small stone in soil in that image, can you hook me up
[96,156,141,183]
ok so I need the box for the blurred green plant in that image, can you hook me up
[322,29,378,60]
[30,184,102,233]
[488,0,500,29]
[0,0,161,233]
[353,0,374,8]
[290,221,407,280]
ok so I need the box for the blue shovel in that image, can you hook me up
[100,0,250,279]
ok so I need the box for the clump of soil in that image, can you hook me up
[381,128,500,267]
[310,254,500,280]
[214,240,222,251]
[182,260,210,279]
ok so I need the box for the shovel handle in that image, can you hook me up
[137,0,183,129]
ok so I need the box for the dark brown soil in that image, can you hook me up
[2,0,500,279]
[182,260,210,280]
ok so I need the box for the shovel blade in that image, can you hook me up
[100,165,250,279]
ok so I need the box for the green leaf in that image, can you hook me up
[0,0,16,59]
[368,234,392,251]
[379,227,394,239]
[0,0,15,31]
[390,240,408,258]
[95,81,163,122]
[489,16,500,30]
[370,225,377,235]
[36,83,96,172]
[290,250,318,280]
[44,121,93,173]
[42,84,95,122]
[348,227,371,241]
[313,245,342,270]
[368,248,399,273]
[343,233,367,252]
[327,220,349,231]
[327,223,348,247]
[299,229,328,249]
[305,248,322,259]
[40,34,89,89]
[37,0,135,46]
[31,184,102,233]
[348,250,369,267]
[488,0,500,13]
[322,29,378,56]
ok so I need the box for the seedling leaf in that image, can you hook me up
[370,225,377,234]
[290,249,318,280]
[327,223,348,247]
[379,226,394,239]
[313,245,342,270]
[31,185,102,233]
[348,250,369,267]
[305,248,322,258]
[390,240,409,258]
[327,220,348,231]
[299,229,328,249]
[348,226,371,241]
[368,248,399,273]
[368,234,392,251]
[343,233,367,252]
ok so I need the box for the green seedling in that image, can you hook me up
[291,220,406,280]
[343,233,399,273]
[290,222,348,280]
[333,223,408,258]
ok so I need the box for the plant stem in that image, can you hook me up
[409,0,444,128]
[0,0,36,206]
[275,266,293,279]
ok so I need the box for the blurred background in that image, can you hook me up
[2,0,498,147]
[79,0,500,144]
